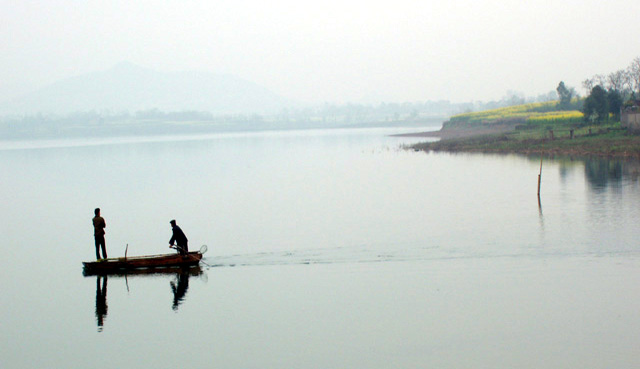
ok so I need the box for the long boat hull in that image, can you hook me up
[83,251,203,275]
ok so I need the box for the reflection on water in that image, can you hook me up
[584,157,640,190]
[2,129,640,368]
[170,269,190,311]
[90,266,205,331]
[95,276,108,332]
[552,156,640,191]
[537,194,544,228]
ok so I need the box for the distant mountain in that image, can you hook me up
[0,62,294,115]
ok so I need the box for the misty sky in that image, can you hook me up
[2,0,639,104]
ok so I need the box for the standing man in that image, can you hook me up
[93,208,107,260]
[169,219,189,256]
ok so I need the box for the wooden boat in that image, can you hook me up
[83,264,204,277]
[83,251,203,275]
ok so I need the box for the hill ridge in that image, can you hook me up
[0,62,293,115]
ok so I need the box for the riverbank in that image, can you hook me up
[404,125,640,159]
[395,125,514,139]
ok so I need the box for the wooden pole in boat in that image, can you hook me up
[125,243,128,260]
[537,154,543,196]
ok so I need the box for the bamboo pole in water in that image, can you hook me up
[537,155,543,196]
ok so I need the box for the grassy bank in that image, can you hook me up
[411,102,640,159]
[413,124,640,158]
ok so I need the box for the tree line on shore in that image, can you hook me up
[556,57,640,124]
[0,97,562,139]
[0,101,453,139]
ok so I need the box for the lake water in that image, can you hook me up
[1,126,639,369]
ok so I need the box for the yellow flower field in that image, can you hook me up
[449,101,583,126]
[526,111,583,125]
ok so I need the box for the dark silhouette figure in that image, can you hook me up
[95,275,108,331]
[169,219,189,256]
[170,269,191,311]
[92,208,107,260]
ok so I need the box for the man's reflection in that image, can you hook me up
[170,269,190,311]
[95,275,108,331]
[91,267,198,327]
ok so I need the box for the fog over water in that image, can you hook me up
[1,127,639,368]
[3,1,640,104]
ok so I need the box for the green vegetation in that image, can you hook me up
[413,56,640,159]
[413,98,640,159]
[413,123,640,158]
[582,86,609,124]
[556,81,576,110]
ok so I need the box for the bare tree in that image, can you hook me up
[628,57,640,95]
[594,74,607,87]
[607,69,628,92]
[582,78,595,94]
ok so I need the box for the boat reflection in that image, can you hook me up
[88,266,205,332]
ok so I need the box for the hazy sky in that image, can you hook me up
[2,0,639,104]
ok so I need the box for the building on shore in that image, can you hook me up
[621,100,640,133]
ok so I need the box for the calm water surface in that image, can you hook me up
[1,127,639,369]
